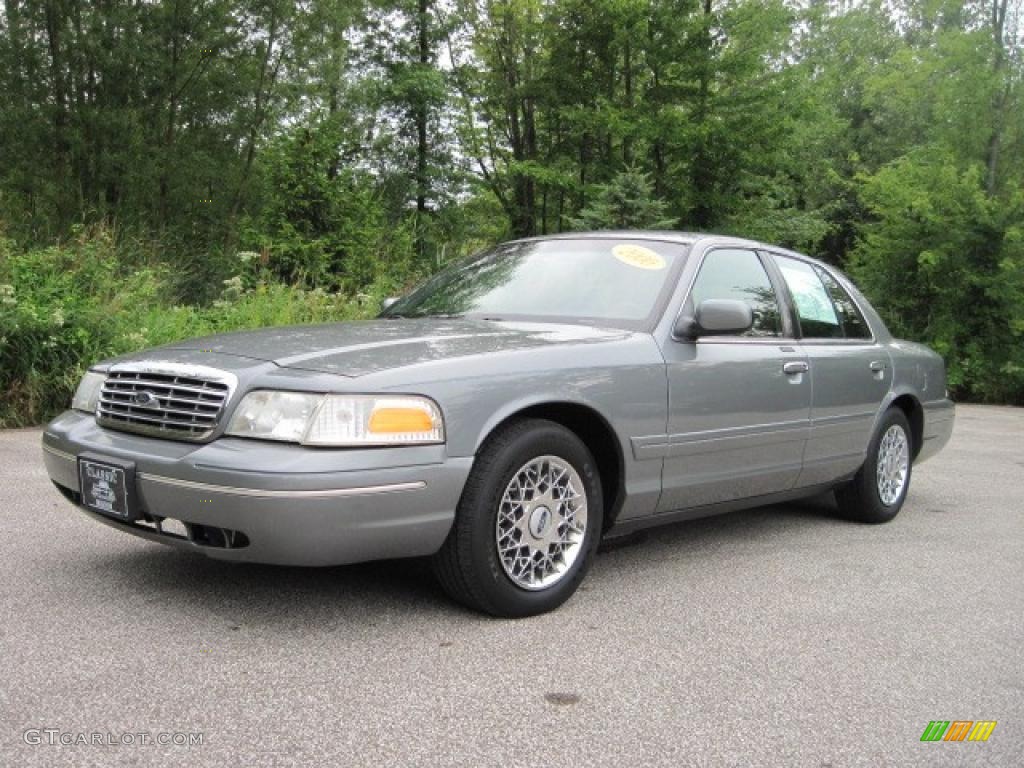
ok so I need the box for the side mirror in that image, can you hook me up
[674,299,754,339]
[380,297,400,312]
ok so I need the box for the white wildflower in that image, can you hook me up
[220,275,244,301]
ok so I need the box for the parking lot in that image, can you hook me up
[1,404,1020,767]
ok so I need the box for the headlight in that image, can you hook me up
[224,391,321,443]
[71,370,106,413]
[226,392,444,446]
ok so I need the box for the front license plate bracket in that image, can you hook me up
[77,452,139,521]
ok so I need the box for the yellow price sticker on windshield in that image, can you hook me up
[612,244,666,270]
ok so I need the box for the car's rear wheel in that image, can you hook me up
[835,407,913,523]
[431,418,603,617]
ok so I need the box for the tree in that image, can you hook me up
[849,150,1024,403]
[243,123,405,291]
[571,166,675,230]
[358,0,455,264]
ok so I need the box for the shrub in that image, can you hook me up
[0,228,381,427]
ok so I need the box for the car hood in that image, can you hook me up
[151,318,633,377]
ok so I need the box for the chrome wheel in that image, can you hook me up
[496,455,589,591]
[876,424,909,506]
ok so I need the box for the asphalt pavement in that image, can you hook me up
[1,404,1021,767]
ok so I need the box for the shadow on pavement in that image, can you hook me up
[63,489,850,624]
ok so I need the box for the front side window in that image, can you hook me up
[773,256,843,339]
[689,248,781,337]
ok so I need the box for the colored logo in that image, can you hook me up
[921,721,997,742]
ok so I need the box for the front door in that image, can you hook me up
[657,247,812,513]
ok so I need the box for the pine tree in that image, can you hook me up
[571,167,676,230]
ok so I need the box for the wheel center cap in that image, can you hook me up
[528,506,552,538]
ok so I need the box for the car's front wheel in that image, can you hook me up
[432,418,603,617]
[835,407,913,523]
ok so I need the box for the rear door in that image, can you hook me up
[656,247,811,513]
[767,254,892,488]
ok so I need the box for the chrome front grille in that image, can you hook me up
[96,364,236,442]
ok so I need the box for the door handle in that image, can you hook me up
[783,361,809,375]
[869,360,886,372]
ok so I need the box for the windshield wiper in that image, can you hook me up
[382,312,465,320]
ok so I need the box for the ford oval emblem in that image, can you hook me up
[133,390,160,407]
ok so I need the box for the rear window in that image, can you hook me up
[774,256,843,339]
[815,267,872,340]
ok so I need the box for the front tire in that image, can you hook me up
[431,418,603,617]
[835,407,913,523]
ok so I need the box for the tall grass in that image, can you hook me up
[0,227,383,427]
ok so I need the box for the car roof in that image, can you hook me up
[508,230,827,268]
[511,230,699,245]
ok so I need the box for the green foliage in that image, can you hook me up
[571,167,676,230]
[720,172,834,252]
[0,227,378,427]
[242,124,415,291]
[849,151,1024,403]
[1,0,1023,416]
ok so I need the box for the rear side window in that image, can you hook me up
[773,256,843,338]
[815,267,872,340]
[690,248,781,337]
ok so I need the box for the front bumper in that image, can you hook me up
[42,411,472,566]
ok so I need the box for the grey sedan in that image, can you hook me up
[42,232,954,616]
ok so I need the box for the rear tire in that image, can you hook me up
[431,418,603,617]
[835,408,913,523]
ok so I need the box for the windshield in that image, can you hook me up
[382,238,688,328]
